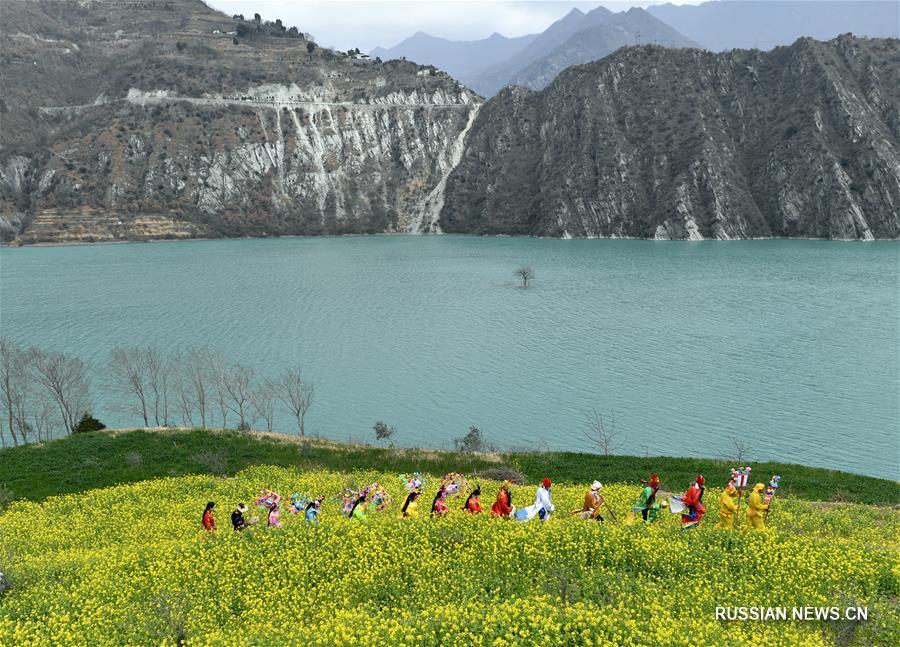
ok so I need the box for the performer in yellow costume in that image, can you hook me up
[744,482,769,530]
[715,481,741,530]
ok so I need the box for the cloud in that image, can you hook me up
[208,1,703,52]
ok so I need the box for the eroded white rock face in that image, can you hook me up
[14,84,481,240]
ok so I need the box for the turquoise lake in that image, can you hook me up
[0,236,897,479]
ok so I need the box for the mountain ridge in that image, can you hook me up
[0,0,482,243]
[439,35,900,240]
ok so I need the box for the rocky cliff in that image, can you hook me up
[0,0,480,242]
[2,4,898,243]
[440,36,900,239]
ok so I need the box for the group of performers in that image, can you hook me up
[623,468,779,531]
[201,469,779,533]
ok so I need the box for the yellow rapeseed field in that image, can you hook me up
[0,465,897,646]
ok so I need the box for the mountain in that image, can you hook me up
[369,31,537,89]
[467,6,695,96]
[0,0,482,243]
[648,0,900,51]
[508,8,697,91]
[439,36,900,240]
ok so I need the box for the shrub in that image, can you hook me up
[454,426,486,452]
[373,421,396,447]
[73,414,106,434]
[192,449,228,475]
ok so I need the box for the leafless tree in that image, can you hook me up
[32,349,91,435]
[146,349,170,427]
[721,436,753,464]
[108,347,150,427]
[0,340,32,446]
[186,348,213,428]
[251,382,276,433]
[171,352,195,427]
[29,393,55,443]
[514,266,534,288]
[224,362,255,429]
[272,368,314,436]
[209,352,230,429]
[580,408,621,456]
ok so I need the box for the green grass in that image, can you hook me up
[0,428,897,505]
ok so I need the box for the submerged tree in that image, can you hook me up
[514,266,535,288]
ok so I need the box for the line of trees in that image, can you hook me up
[0,339,91,445]
[0,339,314,448]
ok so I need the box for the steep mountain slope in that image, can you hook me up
[0,0,481,243]
[369,31,536,88]
[466,6,612,96]
[648,0,900,51]
[468,6,694,97]
[508,8,696,91]
[440,36,900,240]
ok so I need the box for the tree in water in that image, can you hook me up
[514,266,534,288]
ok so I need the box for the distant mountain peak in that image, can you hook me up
[586,5,614,17]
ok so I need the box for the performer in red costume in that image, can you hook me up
[680,474,706,529]
[491,480,515,518]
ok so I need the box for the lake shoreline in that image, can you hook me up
[4,231,895,250]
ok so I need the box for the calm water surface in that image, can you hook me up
[1,236,897,479]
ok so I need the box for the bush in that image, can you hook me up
[236,421,251,433]
[73,414,106,434]
[373,421,396,447]
[454,426,486,452]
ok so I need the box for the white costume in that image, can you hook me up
[515,485,555,522]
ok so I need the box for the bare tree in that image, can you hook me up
[145,349,170,427]
[251,382,275,433]
[514,266,534,288]
[32,349,91,436]
[721,436,753,463]
[272,368,314,436]
[580,408,621,456]
[0,340,32,446]
[209,352,230,429]
[108,347,151,427]
[29,392,55,443]
[186,348,213,428]
[224,362,255,429]
[171,352,195,427]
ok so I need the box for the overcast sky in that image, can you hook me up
[208,1,704,52]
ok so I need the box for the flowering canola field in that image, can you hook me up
[0,465,897,646]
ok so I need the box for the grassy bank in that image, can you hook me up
[1,428,896,505]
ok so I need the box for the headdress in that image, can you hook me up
[440,472,469,497]
[401,472,426,493]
